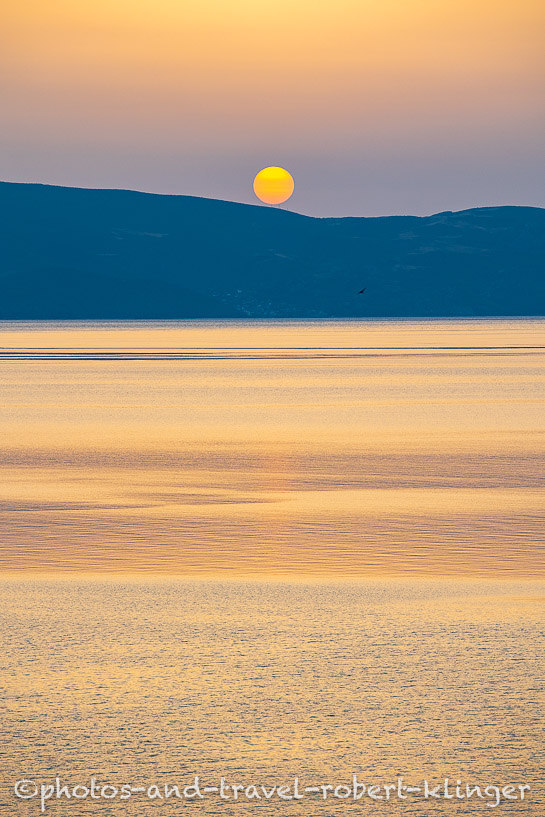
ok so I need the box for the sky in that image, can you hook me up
[1,0,544,217]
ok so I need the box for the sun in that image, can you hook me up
[253,166,294,205]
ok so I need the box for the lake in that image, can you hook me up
[0,318,544,576]
[0,319,543,815]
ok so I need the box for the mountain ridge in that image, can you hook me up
[1,181,544,318]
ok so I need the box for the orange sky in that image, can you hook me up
[1,0,544,215]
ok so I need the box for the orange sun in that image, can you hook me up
[253,166,294,205]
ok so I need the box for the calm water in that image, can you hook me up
[0,319,544,576]
[1,579,544,815]
[0,320,544,815]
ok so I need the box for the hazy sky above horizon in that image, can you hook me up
[2,0,544,217]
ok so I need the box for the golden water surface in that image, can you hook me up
[0,320,543,816]
[0,319,543,576]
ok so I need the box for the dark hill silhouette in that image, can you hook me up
[1,181,544,318]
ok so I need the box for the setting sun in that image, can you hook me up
[253,166,294,205]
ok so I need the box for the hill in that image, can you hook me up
[1,181,544,318]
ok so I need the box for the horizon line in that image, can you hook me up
[1,178,544,221]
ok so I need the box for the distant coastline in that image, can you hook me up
[1,181,544,320]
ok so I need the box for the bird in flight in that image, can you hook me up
[358,288,366,294]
